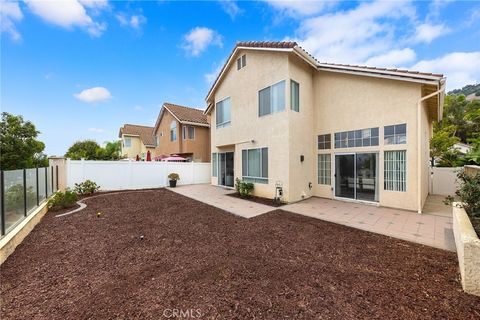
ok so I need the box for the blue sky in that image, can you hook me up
[1,0,479,156]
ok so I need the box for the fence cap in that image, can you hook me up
[48,156,66,159]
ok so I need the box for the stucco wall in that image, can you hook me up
[121,135,143,159]
[210,49,291,199]
[154,111,181,156]
[180,124,211,162]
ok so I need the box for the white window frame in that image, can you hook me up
[216,97,231,128]
[124,137,131,148]
[258,80,286,117]
[170,121,177,141]
[384,150,407,192]
[237,54,246,70]
[182,126,195,140]
[290,79,299,112]
[384,123,407,145]
[242,147,268,184]
[318,154,331,185]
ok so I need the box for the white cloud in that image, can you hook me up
[219,0,242,20]
[25,0,107,37]
[413,23,450,43]
[74,87,112,103]
[291,1,417,64]
[78,0,109,10]
[116,13,146,30]
[365,48,416,67]
[0,0,23,41]
[182,27,223,56]
[133,105,144,111]
[411,52,480,90]
[204,62,224,84]
[88,127,105,133]
[265,0,334,16]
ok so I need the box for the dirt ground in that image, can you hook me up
[1,189,479,319]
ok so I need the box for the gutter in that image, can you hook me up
[416,81,445,213]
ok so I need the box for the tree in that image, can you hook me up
[64,140,101,160]
[64,140,121,160]
[430,124,460,164]
[0,112,48,170]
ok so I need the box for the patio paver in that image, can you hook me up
[283,197,455,251]
[168,184,273,218]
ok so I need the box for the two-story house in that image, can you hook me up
[118,124,156,160]
[153,102,210,162]
[204,41,446,213]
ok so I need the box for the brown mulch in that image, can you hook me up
[227,192,285,207]
[1,189,479,320]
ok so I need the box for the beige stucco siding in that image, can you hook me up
[155,111,181,156]
[121,135,143,159]
[180,125,211,162]
[312,71,422,211]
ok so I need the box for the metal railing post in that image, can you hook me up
[36,167,39,206]
[45,167,48,198]
[0,171,5,236]
[23,169,27,216]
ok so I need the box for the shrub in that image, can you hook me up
[168,173,180,181]
[4,184,37,211]
[445,170,480,219]
[235,178,254,198]
[47,189,78,211]
[74,180,100,195]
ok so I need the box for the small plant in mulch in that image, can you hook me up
[235,178,254,198]
[47,189,78,211]
[444,170,480,236]
[74,180,100,196]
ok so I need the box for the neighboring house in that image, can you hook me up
[204,41,446,213]
[118,124,156,160]
[153,102,210,162]
[453,142,471,154]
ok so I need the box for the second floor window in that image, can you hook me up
[290,80,299,112]
[182,126,195,140]
[216,97,231,128]
[170,121,177,141]
[384,124,407,145]
[259,80,285,117]
[237,54,246,70]
[318,134,331,149]
[124,137,131,148]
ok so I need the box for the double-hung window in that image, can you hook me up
[170,121,177,141]
[237,54,246,70]
[384,150,406,192]
[290,80,299,112]
[384,124,406,145]
[216,97,231,128]
[242,148,268,184]
[259,80,285,116]
[318,154,331,185]
[124,137,131,148]
[182,126,195,140]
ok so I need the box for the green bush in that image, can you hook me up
[47,189,78,211]
[74,180,100,195]
[168,173,180,181]
[235,178,254,198]
[445,170,480,218]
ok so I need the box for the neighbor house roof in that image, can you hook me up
[118,124,156,147]
[153,102,209,135]
[205,41,446,113]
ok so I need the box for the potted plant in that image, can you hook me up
[168,173,180,187]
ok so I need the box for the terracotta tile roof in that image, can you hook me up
[236,41,298,49]
[119,124,155,146]
[163,103,209,125]
[205,41,445,105]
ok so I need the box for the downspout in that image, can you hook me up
[416,82,445,213]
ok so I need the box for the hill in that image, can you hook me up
[448,83,480,97]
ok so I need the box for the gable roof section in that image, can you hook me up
[118,124,156,147]
[204,41,445,114]
[153,102,209,135]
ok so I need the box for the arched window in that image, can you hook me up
[170,121,177,141]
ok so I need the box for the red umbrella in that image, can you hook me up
[135,154,140,161]
[146,150,152,161]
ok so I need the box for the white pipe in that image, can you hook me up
[416,83,445,213]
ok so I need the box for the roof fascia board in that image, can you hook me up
[318,64,442,81]
[181,121,210,127]
[317,67,442,85]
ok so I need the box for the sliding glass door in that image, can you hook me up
[335,153,378,202]
[218,152,234,187]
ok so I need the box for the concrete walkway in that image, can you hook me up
[169,184,455,251]
[283,197,455,251]
[168,184,273,218]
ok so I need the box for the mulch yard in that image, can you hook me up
[1,188,479,319]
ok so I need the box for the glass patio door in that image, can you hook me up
[219,152,234,187]
[335,153,378,202]
[335,154,355,199]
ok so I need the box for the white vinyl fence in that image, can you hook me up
[429,166,461,196]
[66,159,211,190]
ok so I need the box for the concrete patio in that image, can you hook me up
[169,184,455,251]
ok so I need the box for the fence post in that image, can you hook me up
[45,167,48,198]
[191,161,195,185]
[51,166,54,193]
[56,165,59,191]
[1,171,5,236]
[23,169,27,216]
[36,167,39,206]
